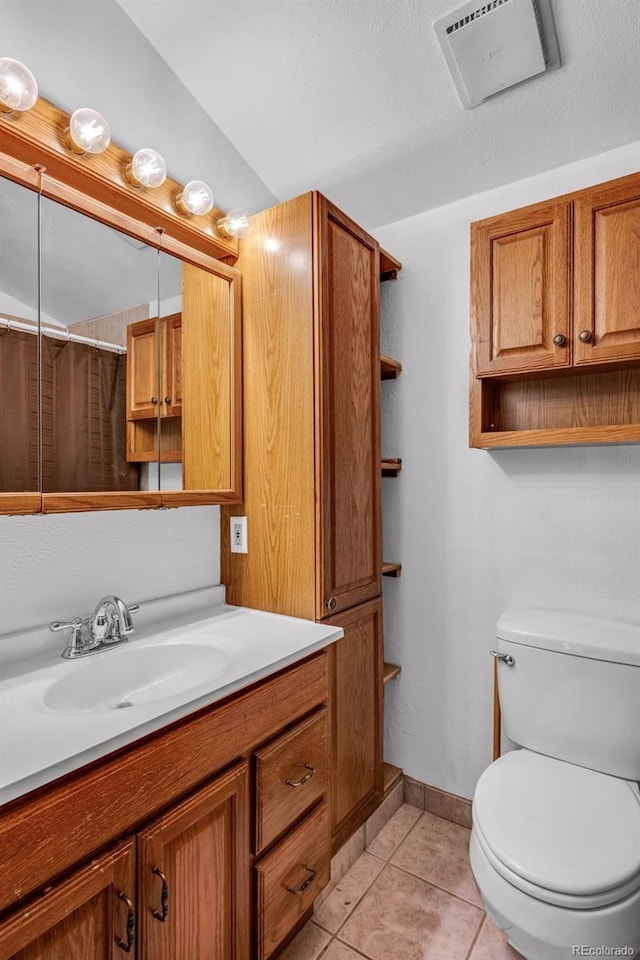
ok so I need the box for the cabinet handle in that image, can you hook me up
[285,764,316,787]
[325,598,337,610]
[552,333,566,346]
[151,396,158,405]
[117,891,136,953]
[152,866,169,922]
[286,865,316,895]
[578,330,593,343]
[164,396,172,405]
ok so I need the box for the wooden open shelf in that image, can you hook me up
[383,662,401,685]
[381,458,402,477]
[380,248,402,282]
[471,368,640,448]
[380,354,402,380]
[382,562,402,577]
[383,762,403,795]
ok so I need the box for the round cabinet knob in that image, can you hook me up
[151,396,158,405]
[164,396,172,405]
[578,330,593,343]
[325,598,337,610]
[553,333,566,346]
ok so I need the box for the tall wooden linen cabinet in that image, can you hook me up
[222,192,393,852]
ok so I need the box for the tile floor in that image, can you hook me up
[279,803,524,960]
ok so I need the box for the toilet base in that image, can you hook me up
[469,829,640,960]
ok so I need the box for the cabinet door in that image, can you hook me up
[325,598,384,850]
[316,196,382,619]
[0,839,135,960]
[161,312,182,418]
[472,200,571,376]
[574,173,640,365]
[126,318,159,419]
[137,762,250,960]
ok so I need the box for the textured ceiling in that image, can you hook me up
[119,1,639,227]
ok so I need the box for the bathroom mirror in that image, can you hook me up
[0,176,40,498]
[0,162,241,513]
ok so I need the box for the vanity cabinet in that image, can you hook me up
[470,170,640,447]
[0,653,330,960]
[220,192,390,852]
[0,839,136,960]
[138,763,250,960]
[126,314,182,464]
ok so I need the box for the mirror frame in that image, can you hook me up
[0,99,242,515]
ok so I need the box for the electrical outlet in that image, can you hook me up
[230,516,248,553]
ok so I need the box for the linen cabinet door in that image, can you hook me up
[316,196,382,619]
[574,173,640,365]
[0,839,136,960]
[137,762,250,960]
[471,200,571,376]
[325,598,384,850]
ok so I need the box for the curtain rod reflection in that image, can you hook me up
[0,316,127,355]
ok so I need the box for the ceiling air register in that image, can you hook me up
[434,0,560,109]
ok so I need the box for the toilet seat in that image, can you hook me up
[473,750,640,909]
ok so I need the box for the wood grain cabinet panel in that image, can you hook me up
[324,598,384,851]
[0,840,135,960]
[575,174,640,365]
[472,200,571,377]
[255,706,329,854]
[221,191,382,621]
[137,762,250,960]
[317,197,382,618]
[255,802,330,960]
[470,171,640,448]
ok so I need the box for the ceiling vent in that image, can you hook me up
[433,0,561,109]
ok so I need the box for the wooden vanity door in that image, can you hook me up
[137,762,250,960]
[574,173,640,365]
[472,200,571,376]
[0,839,136,960]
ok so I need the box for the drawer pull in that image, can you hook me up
[152,866,169,922]
[117,891,136,952]
[285,764,316,788]
[286,865,316,894]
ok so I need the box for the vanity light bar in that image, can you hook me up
[0,57,247,233]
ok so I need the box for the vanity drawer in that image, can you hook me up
[255,801,330,960]
[255,706,328,853]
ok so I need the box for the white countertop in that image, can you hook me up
[0,586,343,806]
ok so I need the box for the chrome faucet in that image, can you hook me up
[49,596,140,659]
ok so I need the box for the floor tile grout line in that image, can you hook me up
[463,911,488,960]
[334,935,375,960]
[365,806,426,863]
[379,857,486,912]
[314,852,387,937]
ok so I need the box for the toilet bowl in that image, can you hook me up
[471,750,640,960]
[470,610,640,960]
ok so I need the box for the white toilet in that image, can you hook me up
[470,610,640,960]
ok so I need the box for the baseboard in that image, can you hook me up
[403,776,472,829]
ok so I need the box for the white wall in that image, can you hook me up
[376,141,640,801]
[0,507,220,636]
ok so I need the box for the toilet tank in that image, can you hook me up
[495,610,640,780]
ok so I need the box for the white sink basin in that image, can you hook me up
[44,642,230,712]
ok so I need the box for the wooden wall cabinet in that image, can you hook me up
[220,192,391,851]
[470,170,640,448]
[0,653,330,960]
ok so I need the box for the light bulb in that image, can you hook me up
[175,180,214,216]
[217,208,252,239]
[0,58,38,113]
[67,107,111,155]
[125,148,167,189]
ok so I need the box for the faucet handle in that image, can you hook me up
[49,617,88,658]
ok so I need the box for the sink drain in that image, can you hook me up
[116,699,133,709]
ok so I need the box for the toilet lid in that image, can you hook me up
[473,750,640,899]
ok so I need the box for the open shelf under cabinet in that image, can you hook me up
[383,662,401,685]
[380,355,402,380]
